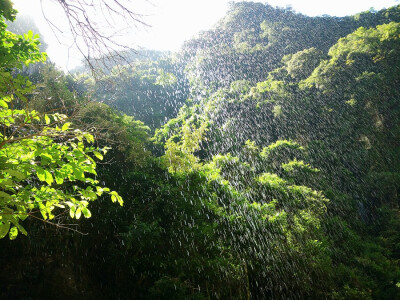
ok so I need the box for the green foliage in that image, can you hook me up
[2,3,400,300]
[6,15,48,52]
[162,114,208,173]
[151,12,400,299]
[282,47,326,80]
[182,2,400,91]
[0,17,45,70]
[75,102,152,168]
[0,11,122,239]
[0,0,16,21]
[85,57,188,130]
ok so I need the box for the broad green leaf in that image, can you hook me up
[61,122,71,131]
[55,171,64,185]
[0,222,10,239]
[116,194,123,206]
[44,170,54,185]
[82,207,91,218]
[110,192,123,206]
[16,224,27,236]
[84,134,94,143]
[93,151,103,160]
[6,169,26,180]
[9,226,18,240]
[0,191,12,200]
[44,114,50,125]
[0,178,15,188]
[19,213,29,222]
[75,208,81,219]
[36,167,46,182]
[73,168,85,180]
[96,187,104,196]
[69,206,76,218]
[0,100,8,108]
[38,203,48,220]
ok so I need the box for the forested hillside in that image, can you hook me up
[1,1,400,299]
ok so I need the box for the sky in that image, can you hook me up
[11,0,400,70]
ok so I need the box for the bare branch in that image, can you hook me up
[40,0,152,76]
[28,212,88,235]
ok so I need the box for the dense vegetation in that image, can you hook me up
[1,1,400,299]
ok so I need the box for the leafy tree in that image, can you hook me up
[6,14,47,52]
[182,2,400,91]
[282,47,326,80]
[0,7,122,239]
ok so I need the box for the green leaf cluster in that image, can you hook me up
[0,10,122,239]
